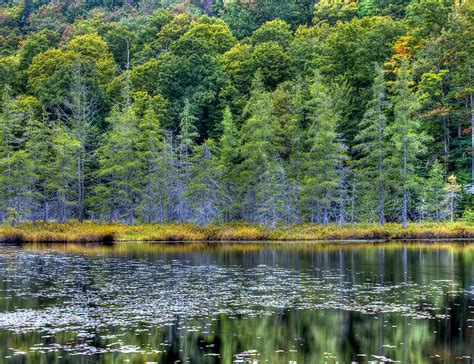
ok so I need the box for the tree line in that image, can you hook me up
[0,0,472,226]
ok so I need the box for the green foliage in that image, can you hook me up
[386,60,427,226]
[251,42,292,89]
[301,72,346,224]
[251,19,293,48]
[420,160,446,221]
[94,105,142,223]
[353,64,388,223]
[0,0,472,225]
[314,0,358,25]
[219,2,257,39]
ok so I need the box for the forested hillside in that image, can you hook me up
[0,0,472,226]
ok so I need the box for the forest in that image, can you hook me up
[0,0,472,227]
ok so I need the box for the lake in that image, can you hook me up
[0,241,472,363]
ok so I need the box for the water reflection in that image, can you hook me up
[0,242,472,363]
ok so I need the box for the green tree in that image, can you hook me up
[219,2,257,39]
[251,19,293,49]
[300,72,346,225]
[251,42,292,89]
[219,106,240,221]
[24,110,55,222]
[50,122,79,222]
[94,105,141,223]
[354,65,388,224]
[239,74,289,225]
[386,60,426,227]
[420,160,446,221]
[314,0,358,25]
[0,87,33,221]
[177,99,199,223]
[62,59,98,221]
[135,92,170,223]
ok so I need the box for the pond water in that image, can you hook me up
[0,241,472,363]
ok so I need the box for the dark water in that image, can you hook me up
[0,241,472,363]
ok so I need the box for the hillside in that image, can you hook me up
[0,0,472,226]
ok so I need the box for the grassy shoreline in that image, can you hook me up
[0,221,473,243]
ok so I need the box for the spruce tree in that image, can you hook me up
[0,87,34,221]
[24,107,54,221]
[136,93,169,223]
[62,59,97,222]
[177,100,199,223]
[444,175,461,222]
[219,106,240,221]
[94,105,141,223]
[239,73,287,226]
[421,160,446,222]
[51,122,79,222]
[354,64,388,224]
[301,72,346,225]
[387,60,426,228]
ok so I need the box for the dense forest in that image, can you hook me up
[0,0,472,227]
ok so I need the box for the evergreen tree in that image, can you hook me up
[386,60,426,228]
[24,106,54,221]
[239,73,288,226]
[51,122,79,222]
[219,106,240,221]
[177,99,199,223]
[301,72,346,225]
[94,105,141,223]
[0,87,34,221]
[444,174,461,222]
[421,160,446,222]
[62,59,97,222]
[354,64,388,224]
[135,93,169,223]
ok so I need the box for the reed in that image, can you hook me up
[0,221,472,243]
[0,229,25,243]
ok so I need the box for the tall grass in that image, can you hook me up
[0,221,472,243]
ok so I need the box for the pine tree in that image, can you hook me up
[254,157,290,227]
[24,107,54,221]
[0,87,34,221]
[94,105,142,223]
[301,72,346,225]
[273,82,304,224]
[219,106,240,221]
[421,160,446,222]
[239,73,288,226]
[135,93,169,223]
[177,99,199,223]
[387,60,426,228]
[62,59,97,222]
[50,122,79,222]
[354,64,388,224]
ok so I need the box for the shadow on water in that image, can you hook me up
[0,241,472,363]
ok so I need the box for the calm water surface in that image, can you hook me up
[0,241,473,363]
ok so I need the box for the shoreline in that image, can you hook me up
[0,221,473,244]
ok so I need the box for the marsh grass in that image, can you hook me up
[0,229,25,243]
[0,221,472,243]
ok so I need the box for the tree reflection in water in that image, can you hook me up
[0,242,472,363]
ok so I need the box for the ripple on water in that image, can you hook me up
[0,245,471,359]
